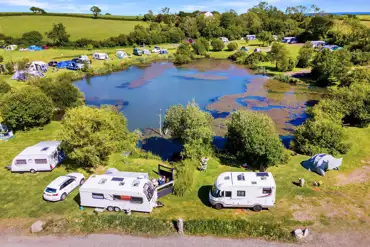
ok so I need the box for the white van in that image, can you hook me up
[209,172,276,211]
[79,166,175,213]
[10,141,65,173]
[92,52,109,60]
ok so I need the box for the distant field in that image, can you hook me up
[0,16,147,40]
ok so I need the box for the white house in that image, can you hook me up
[209,172,276,211]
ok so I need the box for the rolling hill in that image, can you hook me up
[0,15,147,41]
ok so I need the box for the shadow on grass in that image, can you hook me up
[73,193,81,206]
[198,185,212,207]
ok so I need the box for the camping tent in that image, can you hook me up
[116,50,128,59]
[29,61,48,73]
[159,49,168,54]
[302,154,343,176]
[254,48,262,53]
[12,70,27,81]
[5,45,17,51]
[0,124,14,141]
[56,60,73,69]
[28,45,43,51]
[142,49,150,55]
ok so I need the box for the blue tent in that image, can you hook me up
[28,45,43,51]
[159,49,168,54]
[56,60,72,69]
[11,70,26,81]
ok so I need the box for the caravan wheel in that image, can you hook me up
[30,169,36,174]
[114,207,121,212]
[253,205,263,212]
[107,206,114,212]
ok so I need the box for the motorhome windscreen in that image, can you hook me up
[211,185,223,197]
[143,183,154,201]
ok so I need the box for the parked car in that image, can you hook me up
[48,61,58,67]
[133,48,142,56]
[151,46,161,53]
[67,62,84,70]
[43,173,85,202]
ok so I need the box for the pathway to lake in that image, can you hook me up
[75,59,323,145]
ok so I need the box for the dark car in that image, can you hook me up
[48,61,58,67]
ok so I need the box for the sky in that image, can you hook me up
[0,0,369,15]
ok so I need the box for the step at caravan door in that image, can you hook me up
[156,181,174,198]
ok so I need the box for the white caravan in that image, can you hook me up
[80,167,175,213]
[10,141,65,173]
[92,52,109,60]
[209,172,276,211]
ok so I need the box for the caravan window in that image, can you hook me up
[225,191,232,197]
[237,191,246,197]
[92,193,105,199]
[35,159,47,164]
[262,188,272,194]
[15,159,27,165]
[130,197,143,204]
[143,183,154,201]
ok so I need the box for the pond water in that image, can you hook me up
[75,59,323,145]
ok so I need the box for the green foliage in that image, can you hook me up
[1,87,53,130]
[60,106,137,168]
[164,101,214,160]
[21,30,43,45]
[227,41,238,51]
[273,74,301,84]
[351,49,370,66]
[228,50,247,61]
[257,31,274,46]
[297,42,315,68]
[192,42,206,55]
[307,16,334,39]
[293,119,350,155]
[311,49,352,86]
[174,160,196,196]
[4,62,14,75]
[243,52,267,66]
[174,43,193,65]
[0,79,11,94]
[269,43,295,72]
[30,6,46,14]
[90,6,102,18]
[46,23,70,45]
[198,37,210,51]
[211,39,225,51]
[226,110,288,168]
[0,55,4,63]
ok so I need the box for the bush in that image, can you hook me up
[293,119,350,155]
[174,43,193,65]
[228,50,247,61]
[0,55,3,63]
[61,106,137,168]
[0,79,11,94]
[227,41,238,51]
[1,87,53,130]
[243,52,266,66]
[192,42,206,55]
[198,37,210,51]
[297,42,315,68]
[21,31,43,45]
[174,160,196,196]
[211,39,225,51]
[276,57,296,72]
[273,74,301,84]
[226,110,288,169]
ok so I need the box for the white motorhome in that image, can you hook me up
[80,166,175,213]
[209,172,276,211]
[10,141,65,173]
[92,52,109,60]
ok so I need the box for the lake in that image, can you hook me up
[75,59,322,144]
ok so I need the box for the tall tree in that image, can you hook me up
[46,23,70,45]
[90,6,102,18]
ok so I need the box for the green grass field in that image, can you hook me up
[0,16,146,40]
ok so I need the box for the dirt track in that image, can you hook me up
[1,232,370,247]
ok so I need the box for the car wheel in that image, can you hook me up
[30,169,36,174]
[107,206,114,212]
[79,179,85,186]
[60,193,67,201]
[114,207,121,212]
[214,203,223,210]
[253,205,263,212]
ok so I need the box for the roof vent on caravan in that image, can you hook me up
[41,147,49,151]
[251,181,257,185]
[119,182,125,186]
[111,177,124,182]
[237,174,245,181]
[137,175,144,179]
[256,172,269,180]
[132,180,140,187]
[98,178,107,184]
[224,176,230,180]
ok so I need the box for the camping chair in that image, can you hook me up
[199,162,207,171]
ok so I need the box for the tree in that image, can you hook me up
[198,37,209,51]
[90,6,102,18]
[46,23,70,45]
[105,13,111,16]
[269,42,295,72]
[143,10,155,22]
[174,43,193,65]
[60,106,137,168]
[22,31,43,45]
[164,101,214,159]
[1,87,53,130]
[293,119,350,155]
[30,7,46,14]
[0,79,10,94]
[297,42,315,68]
[257,31,274,46]
[192,42,206,55]
[179,16,200,38]
[307,16,334,39]
[226,110,288,169]
[227,41,238,51]
[211,38,225,51]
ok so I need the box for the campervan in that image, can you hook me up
[10,141,65,173]
[246,35,256,40]
[282,37,297,44]
[133,48,142,56]
[79,165,175,213]
[209,172,276,211]
[92,52,109,60]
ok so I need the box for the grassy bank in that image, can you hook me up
[0,16,146,40]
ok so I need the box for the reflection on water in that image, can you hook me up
[75,60,324,142]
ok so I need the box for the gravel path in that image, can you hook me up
[1,232,369,247]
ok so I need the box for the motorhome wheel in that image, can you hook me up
[107,206,114,212]
[214,203,223,210]
[30,169,36,174]
[253,205,262,212]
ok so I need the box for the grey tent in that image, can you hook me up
[12,70,26,81]
[302,154,343,176]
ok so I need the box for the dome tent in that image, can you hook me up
[302,154,342,176]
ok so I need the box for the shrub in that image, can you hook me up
[243,52,266,66]
[21,31,43,45]
[1,87,53,130]
[227,41,238,51]
[228,50,247,61]
[293,119,350,155]
[276,57,296,72]
[60,106,138,168]
[174,160,196,196]
[0,79,11,94]
[192,42,206,55]
[211,39,225,51]
[0,55,3,63]
[174,43,193,65]
[226,110,288,169]
[198,37,210,51]
[5,62,14,75]
[297,42,315,68]
[273,74,301,84]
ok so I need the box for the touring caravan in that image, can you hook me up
[79,165,175,213]
[116,50,128,59]
[5,45,17,51]
[92,52,109,60]
[209,172,276,211]
[10,141,65,173]
[28,61,48,73]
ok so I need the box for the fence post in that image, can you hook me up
[177,218,184,235]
